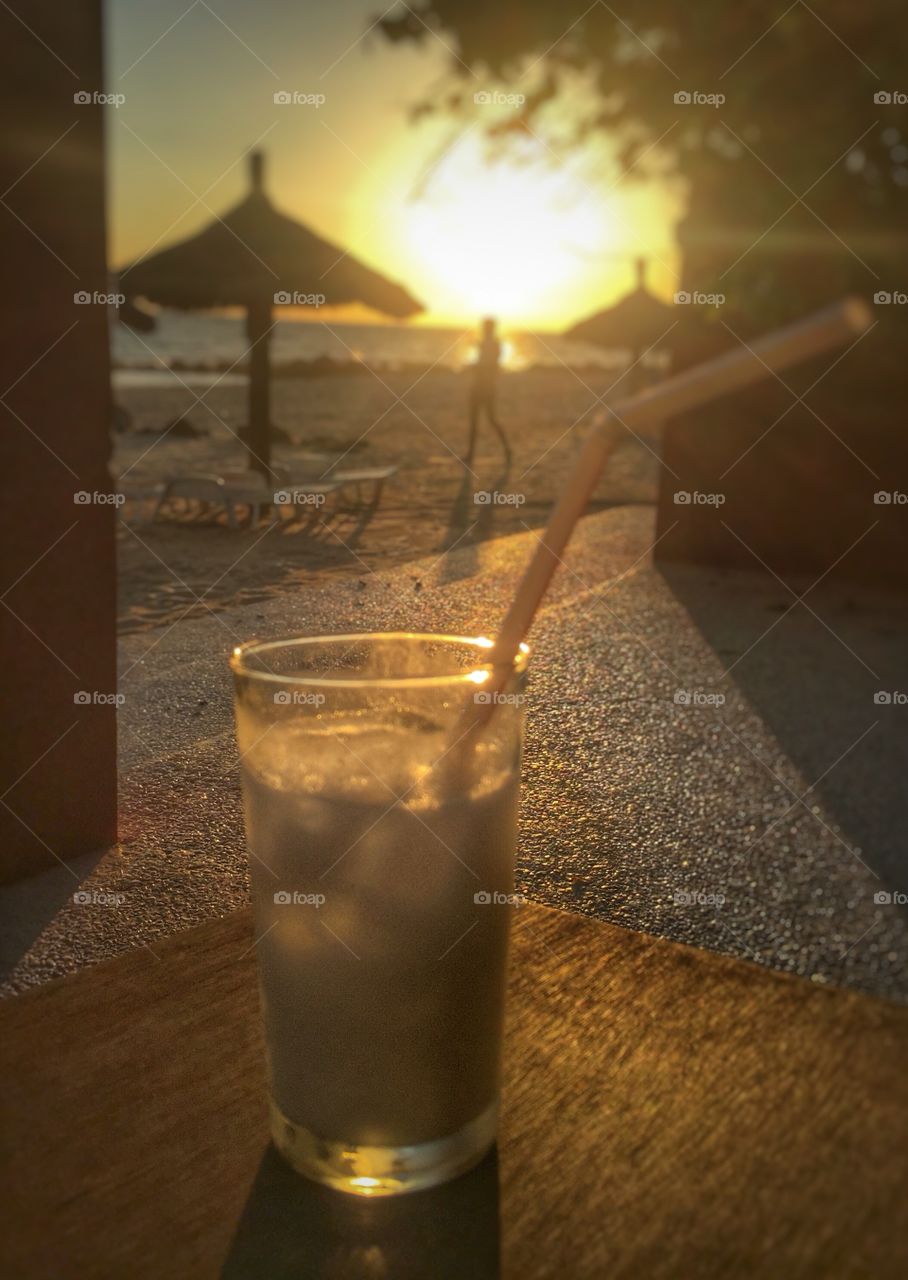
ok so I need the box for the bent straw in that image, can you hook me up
[466,296,872,735]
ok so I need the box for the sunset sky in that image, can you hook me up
[108,0,682,330]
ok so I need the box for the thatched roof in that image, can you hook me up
[566,258,674,351]
[120,151,422,318]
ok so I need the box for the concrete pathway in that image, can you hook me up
[3,505,907,1000]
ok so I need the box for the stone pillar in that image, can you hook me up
[0,0,117,881]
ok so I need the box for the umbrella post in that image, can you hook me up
[246,296,273,480]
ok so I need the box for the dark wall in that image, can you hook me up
[655,325,908,589]
[0,1,117,881]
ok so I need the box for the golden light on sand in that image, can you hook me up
[398,136,613,326]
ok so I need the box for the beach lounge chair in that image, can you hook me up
[219,466,293,488]
[150,464,391,530]
[220,469,343,527]
[151,469,280,529]
[284,463,398,511]
[153,475,242,529]
[272,481,343,525]
[331,465,397,510]
[153,470,344,529]
[119,483,166,525]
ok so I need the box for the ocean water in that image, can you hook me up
[112,309,626,387]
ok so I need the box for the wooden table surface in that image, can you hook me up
[1,902,906,1280]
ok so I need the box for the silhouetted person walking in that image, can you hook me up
[465,317,511,465]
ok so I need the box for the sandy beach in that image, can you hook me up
[115,364,659,632]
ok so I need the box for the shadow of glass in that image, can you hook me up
[222,1144,500,1280]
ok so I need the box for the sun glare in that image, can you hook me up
[400,136,612,326]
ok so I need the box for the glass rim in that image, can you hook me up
[230,631,530,690]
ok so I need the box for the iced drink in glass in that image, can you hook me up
[231,633,527,1195]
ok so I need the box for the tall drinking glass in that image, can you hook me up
[230,633,528,1196]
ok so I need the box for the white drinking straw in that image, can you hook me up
[484,297,871,676]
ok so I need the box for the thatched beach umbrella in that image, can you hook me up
[121,151,422,476]
[565,257,674,366]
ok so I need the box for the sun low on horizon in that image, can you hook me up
[348,129,681,333]
[393,134,611,327]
